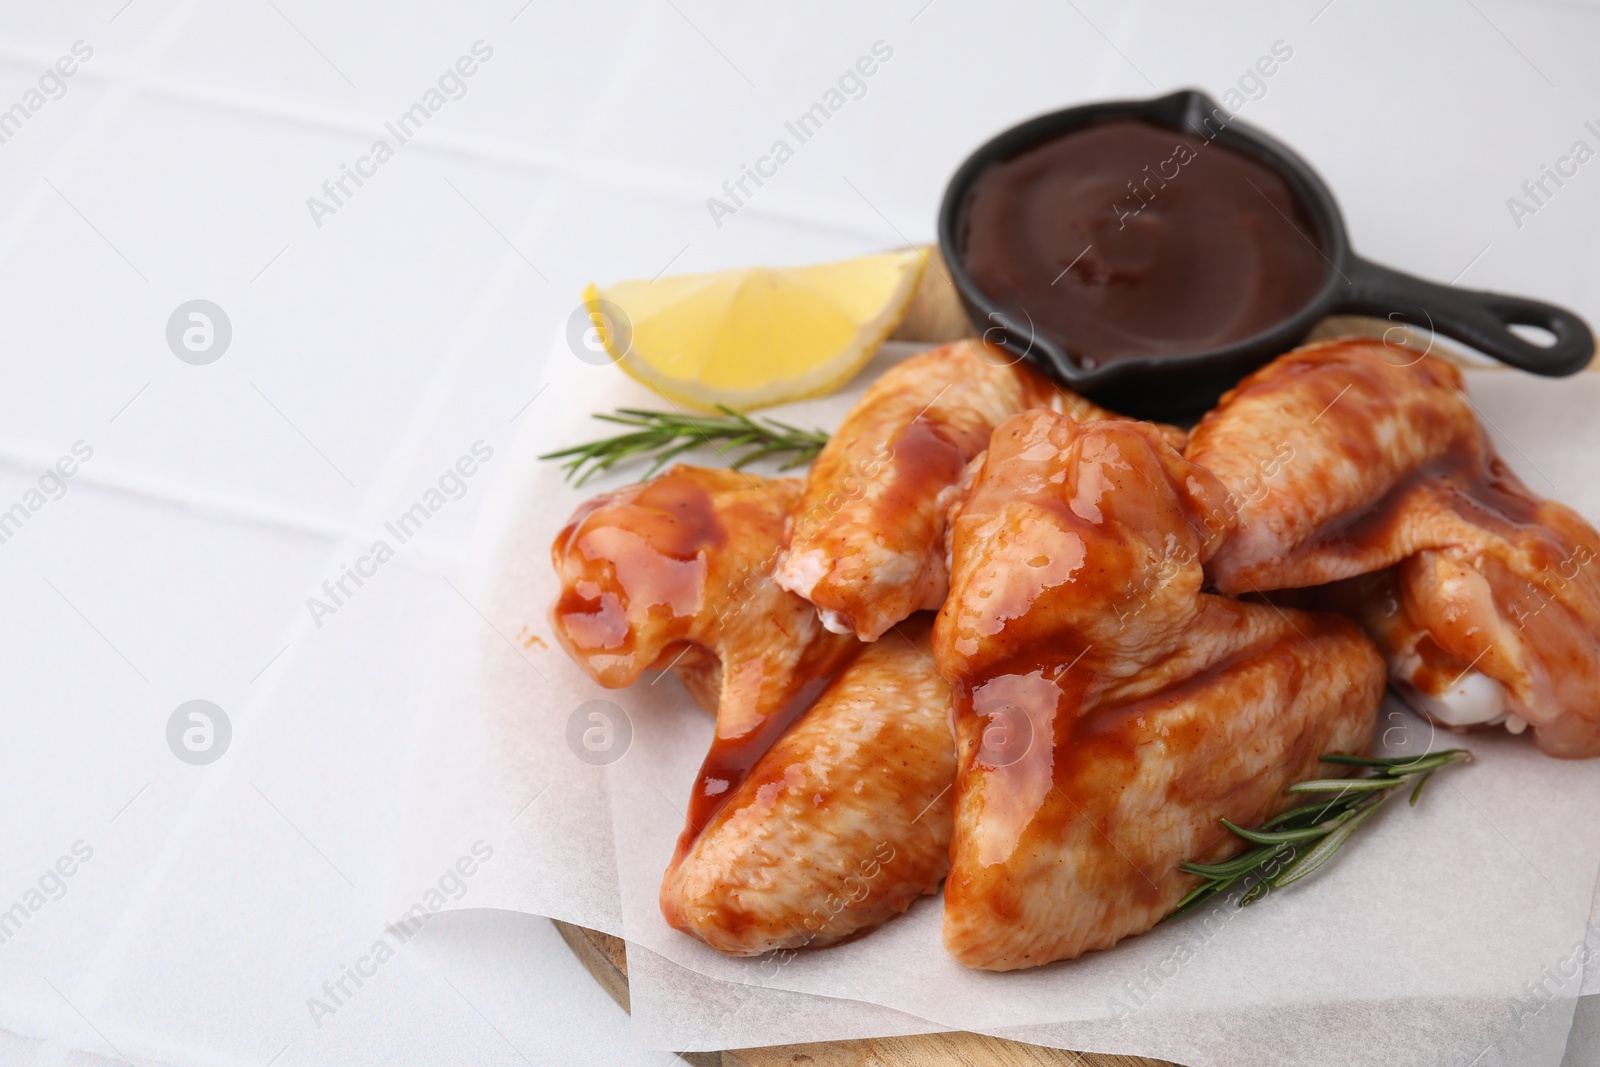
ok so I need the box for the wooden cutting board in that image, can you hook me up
[553,921,1180,1067]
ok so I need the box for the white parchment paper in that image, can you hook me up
[628,941,1582,1066]
[395,330,1600,1065]
[387,335,914,932]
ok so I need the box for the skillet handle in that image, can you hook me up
[1336,255,1594,376]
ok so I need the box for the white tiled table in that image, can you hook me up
[1,1,1597,1064]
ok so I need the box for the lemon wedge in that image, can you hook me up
[584,249,927,411]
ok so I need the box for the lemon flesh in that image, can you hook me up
[586,249,926,411]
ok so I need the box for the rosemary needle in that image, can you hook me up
[1168,748,1471,918]
[540,406,830,486]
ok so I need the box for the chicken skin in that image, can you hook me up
[553,466,954,955]
[1188,338,1600,758]
[1186,337,1481,593]
[550,465,858,837]
[662,617,955,955]
[775,339,1179,642]
[935,411,1382,970]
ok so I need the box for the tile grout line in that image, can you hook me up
[0,44,897,248]
[49,4,672,1051]
[14,0,243,1058]
[362,0,672,951]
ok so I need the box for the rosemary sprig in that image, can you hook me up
[540,406,830,486]
[1168,748,1471,918]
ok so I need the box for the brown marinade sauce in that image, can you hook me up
[959,117,1327,367]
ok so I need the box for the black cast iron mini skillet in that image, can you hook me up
[938,89,1594,418]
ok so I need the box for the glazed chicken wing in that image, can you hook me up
[1186,337,1480,592]
[1188,338,1600,758]
[551,465,857,818]
[553,466,955,955]
[935,410,1382,970]
[662,617,955,955]
[774,339,1178,642]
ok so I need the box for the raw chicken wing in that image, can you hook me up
[1188,338,1600,758]
[550,465,858,831]
[935,410,1382,969]
[775,339,1179,641]
[662,618,955,954]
